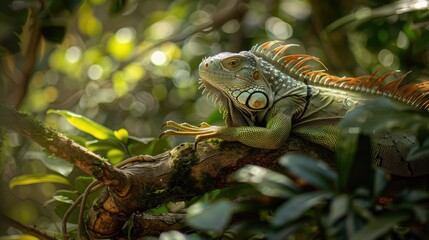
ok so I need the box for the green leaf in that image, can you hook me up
[206,109,223,125]
[107,148,125,164]
[9,174,70,188]
[64,0,83,12]
[24,151,74,176]
[85,139,123,152]
[0,0,28,56]
[74,176,95,194]
[110,0,127,14]
[335,130,373,193]
[0,234,40,240]
[159,231,203,240]
[272,192,332,227]
[339,99,429,135]
[279,153,337,191]
[52,190,79,204]
[114,128,128,143]
[128,136,171,155]
[47,109,115,140]
[350,212,409,240]
[235,165,298,197]
[328,194,349,225]
[186,200,234,233]
[53,201,79,224]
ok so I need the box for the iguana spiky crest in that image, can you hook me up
[251,40,429,111]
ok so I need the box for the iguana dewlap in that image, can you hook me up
[161,41,429,177]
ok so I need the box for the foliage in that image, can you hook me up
[1,0,429,238]
[170,104,429,239]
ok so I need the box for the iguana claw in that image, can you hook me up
[160,121,223,145]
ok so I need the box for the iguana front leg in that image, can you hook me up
[161,113,292,149]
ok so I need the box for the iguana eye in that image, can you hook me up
[221,57,242,70]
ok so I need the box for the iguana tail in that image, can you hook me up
[251,41,429,111]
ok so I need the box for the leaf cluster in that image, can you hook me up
[159,102,429,240]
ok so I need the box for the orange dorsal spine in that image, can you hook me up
[251,41,429,111]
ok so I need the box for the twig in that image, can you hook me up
[118,0,246,68]
[0,213,56,240]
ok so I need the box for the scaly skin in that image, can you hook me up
[161,41,429,176]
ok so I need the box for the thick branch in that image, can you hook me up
[86,139,335,238]
[0,105,128,187]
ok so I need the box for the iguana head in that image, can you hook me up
[198,51,274,119]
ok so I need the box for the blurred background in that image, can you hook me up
[1,0,429,237]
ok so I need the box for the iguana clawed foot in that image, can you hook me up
[160,121,225,145]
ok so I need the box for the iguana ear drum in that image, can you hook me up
[247,92,268,109]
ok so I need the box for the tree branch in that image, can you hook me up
[0,213,56,240]
[86,139,334,238]
[2,105,427,239]
[0,105,128,187]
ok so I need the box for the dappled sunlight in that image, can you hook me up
[1,0,429,238]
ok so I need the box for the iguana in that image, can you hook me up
[161,40,429,177]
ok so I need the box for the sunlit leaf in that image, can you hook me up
[350,212,409,240]
[186,200,234,233]
[9,174,70,189]
[107,148,125,164]
[114,128,128,143]
[280,153,337,191]
[47,109,115,140]
[0,234,40,240]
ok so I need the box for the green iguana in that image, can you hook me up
[161,40,429,177]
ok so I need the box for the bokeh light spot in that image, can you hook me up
[65,46,82,63]
[115,27,136,43]
[88,64,103,80]
[151,51,167,65]
[378,49,394,67]
[265,17,293,40]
